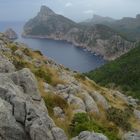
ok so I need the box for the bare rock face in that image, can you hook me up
[4,28,18,40]
[71,131,108,140]
[134,110,140,121]
[123,132,140,140]
[0,53,68,140]
[0,53,16,73]
[0,98,28,140]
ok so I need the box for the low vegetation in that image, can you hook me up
[106,107,132,131]
[69,113,120,140]
[85,44,140,99]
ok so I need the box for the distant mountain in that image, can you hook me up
[83,14,140,41]
[23,6,77,36]
[23,6,135,60]
[82,14,115,25]
[86,43,140,99]
[109,14,140,41]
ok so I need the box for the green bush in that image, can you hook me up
[23,48,31,56]
[85,45,140,99]
[34,68,52,84]
[107,107,132,131]
[69,113,120,140]
[13,60,27,70]
[10,44,18,52]
[75,73,86,81]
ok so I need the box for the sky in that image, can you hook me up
[0,0,140,22]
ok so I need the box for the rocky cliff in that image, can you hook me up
[0,33,140,140]
[23,6,135,60]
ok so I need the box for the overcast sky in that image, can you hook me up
[0,0,140,22]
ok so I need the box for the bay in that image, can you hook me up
[0,21,106,72]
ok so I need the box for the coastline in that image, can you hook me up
[22,34,110,61]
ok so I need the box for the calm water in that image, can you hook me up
[0,21,106,72]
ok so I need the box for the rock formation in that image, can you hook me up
[4,28,18,40]
[23,6,135,60]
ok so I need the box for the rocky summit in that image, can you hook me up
[0,33,140,140]
[23,6,135,60]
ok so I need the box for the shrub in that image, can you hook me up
[75,74,86,81]
[34,68,52,84]
[13,60,27,70]
[23,48,31,56]
[34,50,43,56]
[107,107,132,131]
[43,94,68,114]
[9,44,18,52]
[69,113,120,140]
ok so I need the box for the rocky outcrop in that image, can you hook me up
[134,110,140,121]
[0,33,140,140]
[123,132,140,140]
[0,53,16,73]
[71,131,108,140]
[23,6,135,60]
[0,53,68,139]
[4,28,18,40]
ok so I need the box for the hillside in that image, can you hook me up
[0,33,140,140]
[83,14,140,41]
[23,6,135,61]
[81,14,115,25]
[86,44,140,99]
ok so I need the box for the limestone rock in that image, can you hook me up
[52,127,68,140]
[0,53,15,73]
[0,98,27,140]
[89,91,109,110]
[81,92,99,114]
[53,107,65,118]
[8,68,41,101]
[71,131,108,140]
[68,94,86,111]
[134,110,140,121]
[123,132,140,140]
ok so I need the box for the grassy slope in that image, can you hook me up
[85,44,140,99]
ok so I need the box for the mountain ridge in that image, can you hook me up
[83,14,140,41]
[23,6,135,61]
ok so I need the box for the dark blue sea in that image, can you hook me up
[0,21,106,72]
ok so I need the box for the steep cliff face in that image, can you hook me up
[0,33,140,140]
[23,6,135,60]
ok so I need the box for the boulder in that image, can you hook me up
[123,132,140,140]
[0,98,27,140]
[52,127,68,140]
[8,68,41,101]
[81,92,99,114]
[134,110,140,121]
[71,131,108,140]
[89,91,109,110]
[68,94,86,111]
[0,53,15,73]
[53,107,65,118]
